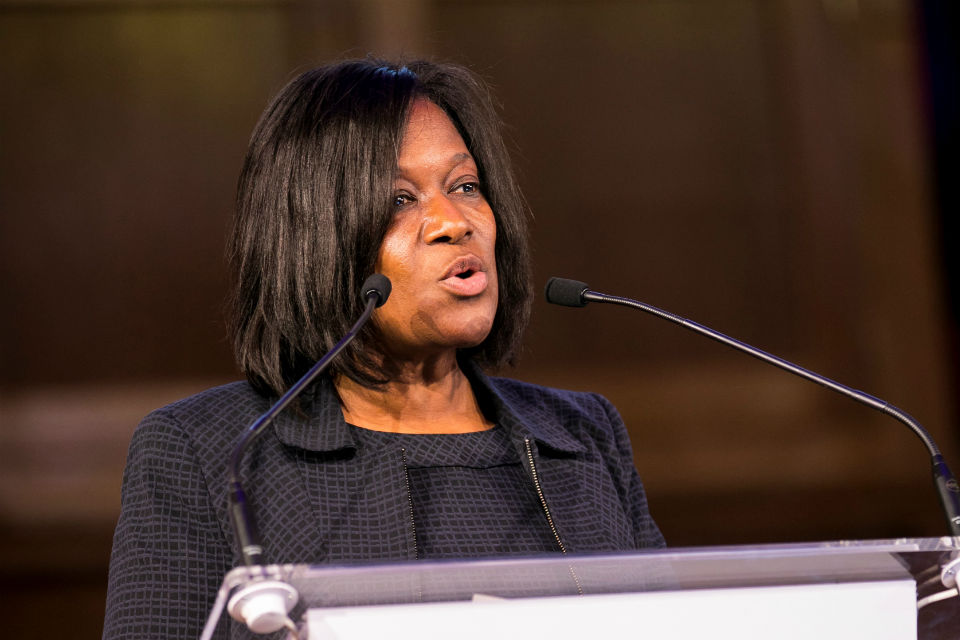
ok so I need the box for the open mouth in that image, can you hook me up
[442,255,484,281]
[441,256,488,296]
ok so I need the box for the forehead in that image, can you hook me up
[398,99,473,165]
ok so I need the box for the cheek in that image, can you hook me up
[375,230,415,281]
[487,220,499,298]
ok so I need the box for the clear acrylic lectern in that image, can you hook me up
[207,537,960,639]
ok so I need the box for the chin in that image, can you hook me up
[441,319,494,351]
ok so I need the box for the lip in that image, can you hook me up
[439,254,488,296]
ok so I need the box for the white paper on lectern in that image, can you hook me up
[304,578,917,640]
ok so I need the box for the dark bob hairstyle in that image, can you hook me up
[227,59,532,398]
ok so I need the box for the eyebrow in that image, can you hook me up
[396,152,476,178]
[447,152,473,165]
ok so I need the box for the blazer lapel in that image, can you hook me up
[270,377,417,564]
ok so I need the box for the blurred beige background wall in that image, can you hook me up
[1,0,956,636]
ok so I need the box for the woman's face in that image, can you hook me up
[373,99,498,363]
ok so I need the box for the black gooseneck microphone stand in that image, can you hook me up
[544,276,960,538]
[220,274,391,636]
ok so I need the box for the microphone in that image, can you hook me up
[362,273,391,308]
[544,276,960,538]
[544,277,590,308]
[222,274,391,635]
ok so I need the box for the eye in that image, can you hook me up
[453,181,481,195]
[393,193,414,208]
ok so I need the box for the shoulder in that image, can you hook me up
[485,375,617,423]
[147,380,267,427]
[129,381,269,463]
[120,381,275,537]
[478,373,628,456]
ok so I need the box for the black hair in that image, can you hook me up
[227,59,532,398]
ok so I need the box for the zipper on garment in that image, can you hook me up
[400,447,423,603]
[400,447,419,561]
[524,438,567,553]
[524,438,583,595]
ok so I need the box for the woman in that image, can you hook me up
[103,59,663,640]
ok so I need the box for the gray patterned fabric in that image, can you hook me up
[103,362,664,639]
[351,424,562,558]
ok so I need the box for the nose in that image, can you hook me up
[422,194,472,244]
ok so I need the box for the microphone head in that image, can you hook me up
[544,277,590,307]
[361,274,391,307]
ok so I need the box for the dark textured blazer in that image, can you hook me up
[103,363,664,639]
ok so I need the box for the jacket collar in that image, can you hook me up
[461,359,586,455]
[272,376,357,452]
[272,359,585,455]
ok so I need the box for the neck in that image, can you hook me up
[335,355,493,434]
